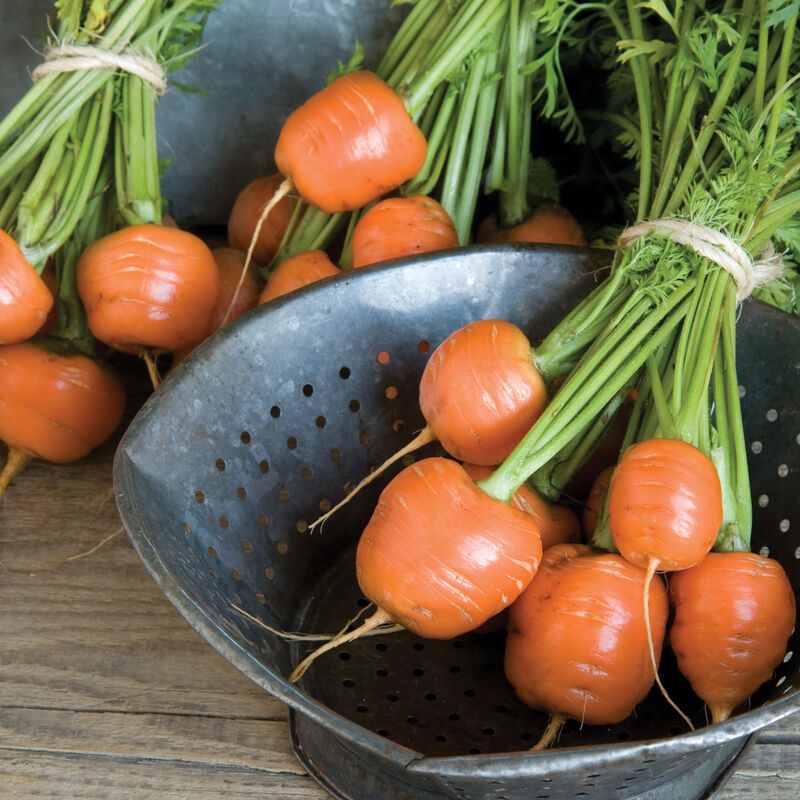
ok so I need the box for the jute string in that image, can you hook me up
[618,218,784,302]
[32,44,167,94]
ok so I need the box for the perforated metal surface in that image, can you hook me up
[114,244,800,800]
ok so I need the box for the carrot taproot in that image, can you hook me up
[227,173,297,265]
[0,340,126,500]
[76,223,220,388]
[275,71,427,215]
[351,195,459,269]
[0,230,54,345]
[606,436,723,729]
[310,318,548,529]
[669,551,796,725]
[463,462,580,550]
[582,465,614,540]
[290,456,543,681]
[476,203,587,247]
[608,438,722,573]
[170,247,261,368]
[505,542,668,747]
[258,249,341,304]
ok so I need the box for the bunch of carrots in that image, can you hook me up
[1,0,798,751]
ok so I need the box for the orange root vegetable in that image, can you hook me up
[669,551,796,724]
[608,438,722,573]
[227,173,297,265]
[351,195,459,269]
[171,247,262,367]
[310,318,548,530]
[0,341,126,499]
[476,203,587,247]
[463,463,580,550]
[582,465,614,539]
[0,230,54,345]
[275,71,427,215]
[258,249,342,304]
[76,224,220,388]
[505,543,668,747]
[607,437,723,729]
[290,457,543,681]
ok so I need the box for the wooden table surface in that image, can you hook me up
[1,362,799,800]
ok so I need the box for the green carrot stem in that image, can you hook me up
[404,0,508,120]
[405,85,459,194]
[0,161,38,234]
[378,0,444,82]
[662,0,758,215]
[479,281,695,502]
[762,7,797,165]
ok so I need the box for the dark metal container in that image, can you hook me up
[114,244,800,800]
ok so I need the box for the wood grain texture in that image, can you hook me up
[1,358,798,800]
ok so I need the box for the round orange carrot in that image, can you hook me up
[669,551,796,724]
[258,250,341,304]
[310,318,548,530]
[419,319,548,465]
[228,173,296,265]
[351,195,459,269]
[608,438,722,572]
[76,224,220,386]
[477,203,587,247]
[463,463,580,550]
[275,71,427,214]
[0,341,126,499]
[582,465,614,539]
[0,230,54,345]
[505,543,668,739]
[291,457,543,681]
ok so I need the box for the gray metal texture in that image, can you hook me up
[114,243,800,800]
[0,0,407,227]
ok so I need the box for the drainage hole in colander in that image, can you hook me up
[255,592,266,605]
[270,405,280,418]
[194,490,205,503]
[216,458,226,471]
[359,431,371,446]
[264,567,274,580]
[760,546,770,557]
[278,487,289,502]
[296,520,308,533]
[780,519,791,532]
[301,467,313,480]
[385,385,398,400]
[751,440,763,454]
[778,463,789,477]
[349,399,360,413]
[237,486,247,499]
[232,593,242,605]
[287,437,298,450]
[316,415,326,428]
[795,547,800,559]
[330,448,342,462]
[241,541,252,554]
[259,460,269,474]
[418,340,430,353]
[302,383,313,397]
[208,546,217,558]
[377,350,390,364]
[240,431,251,444]
[759,494,769,507]
[339,366,351,379]
[257,513,268,527]
[393,418,405,433]
[219,516,229,529]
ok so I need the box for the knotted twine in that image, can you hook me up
[618,218,784,303]
[31,43,167,95]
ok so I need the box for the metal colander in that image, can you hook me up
[114,244,800,800]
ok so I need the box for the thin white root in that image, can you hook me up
[644,559,695,731]
[221,176,293,327]
[289,607,395,683]
[231,604,402,643]
[142,350,161,389]
[531,713,566,751]
[308,426,436,532]
[64,526,124,562]
[0,447,33,501]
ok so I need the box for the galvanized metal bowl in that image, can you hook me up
[114,244,800,800]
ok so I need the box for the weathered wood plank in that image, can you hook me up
[0,752,330,799]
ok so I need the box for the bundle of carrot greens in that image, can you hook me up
[0,0,217,353]
[0,0,217,499]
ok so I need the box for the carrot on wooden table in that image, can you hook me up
[258,250,342,304]
[351,195,459,269]
[290,456,543,681]
[0,340,126,500]
[310,318,549,529]
[504,542,669,748]
[0,230,54,345]
[76,223,220,388]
